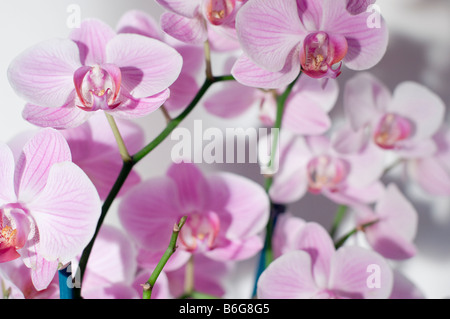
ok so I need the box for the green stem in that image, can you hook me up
[143,216,187,299]
[105,113,132,162]
[329,205,348,239]
[383,158,404,175]
[334,219,379,250]
[264,176,273,193]
[160,104,172,123]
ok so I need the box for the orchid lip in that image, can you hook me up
[178,212,220,253]
[74,64,122,111]
[373,113,413,150]
[300,31,348,79]
[307,155,348,193]
[203,0,236,26]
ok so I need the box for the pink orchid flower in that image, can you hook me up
[204,71,338,136]
[354,183,418,260]
[344,72,445,159]
[232,0,388,88]
[119,162,269,264]
[8,19,183,129]
[259,216,393,299]
[116,10,205,112]
[263,130,385,206]
[8,113,144,201]
[76,225,139,299]
[156,0,246,51]
[406,126,450,196]
[0,259,59,299]
[0,128,101,290]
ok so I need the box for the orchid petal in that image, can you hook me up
[119,177,182,251]
[207,172,269,239]
[321,0,389,70]
[231,53,301,89]
[257,251,319,298]
[205,235,264,261]
[155,0,202,18]
[106,33,182,98]
[294,222,335,288]
[108,89,170,119]
[116,10,163,40]
[236,0,305,72]
[344,72,391,131]
[329,246,393,299]
[27,162,101,263]
[30,257,59,291]
[82,225,137,285]
[389,82,445,141]
[8,39,81,108]
[408,158,450,196]
[167,162,211,213]
[15,129,72,202]
[22,100,92,130]
[365,184,418,259]
[203,82,257,118]
[272,213,306,258]
[69,19,116,65]
[160,12,208,45]
[164,73,200,111]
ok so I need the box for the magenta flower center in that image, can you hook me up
[307,155,348,193]
[179,213,220,252]
[0,225,17,248]
[300,32,348,79]
[373,113,412,149]
[0,205,31,262]
[74,64,122,111]
[204,0,236,25]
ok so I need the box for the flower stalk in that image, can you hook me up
[334,219,380,249]
[143,216,187,299]
[105,113,132,162]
